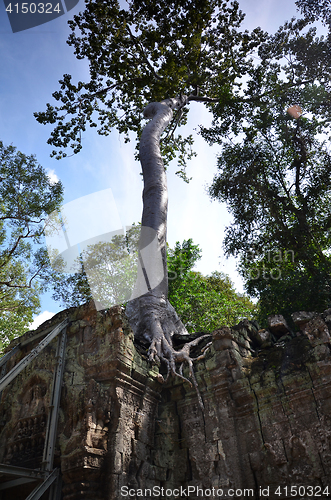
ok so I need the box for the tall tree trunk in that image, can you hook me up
[125,97,211,408]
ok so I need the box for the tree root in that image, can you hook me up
[149,332,212,409]
[126,295,212,410]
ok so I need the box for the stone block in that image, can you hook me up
[291,311,315,326]
[1,302,331,499]
[268,314,290,337]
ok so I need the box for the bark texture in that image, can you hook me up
[125,97,210,402]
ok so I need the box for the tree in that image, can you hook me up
[52,235,257,331]
[35,0,263,169]
[0,141,63,348]
[205,17,331,325]
[36,0,265,401]
[50,224,141,308]
[168,239,256,331]
[295,0,331,26]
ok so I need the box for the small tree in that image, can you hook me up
[168,240,256,331]
[50,224,141,308]
[0,141,63,348]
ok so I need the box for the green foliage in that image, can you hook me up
[295,0,331,26]
[239,252,331,328]
[168,238,202,284]
[51,235,256,331]
[206,16,331,325]
[51,224,140,308]
[51,255,92,308]
[35,0,264,177]
[0,141,63,349]
[167,239,257,332]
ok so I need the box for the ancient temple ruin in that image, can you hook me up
[1,301,331,499]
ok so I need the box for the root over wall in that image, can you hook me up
[1,301,331,499]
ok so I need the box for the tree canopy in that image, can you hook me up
[35,0,264,178]
[0,141,63,348]
[167,239,256,331]
[295,0,331,26]
[206,12,331,325]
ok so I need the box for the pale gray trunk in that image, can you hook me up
[126,97,189,343]
[125,97,210,407]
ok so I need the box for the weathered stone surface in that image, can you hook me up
[268,314,290,336]
[256,328,271,346]
[291,310,316,326]
[300,316,331,344]
[1,304,331,499]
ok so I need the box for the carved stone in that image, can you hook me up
[1,302,331,499]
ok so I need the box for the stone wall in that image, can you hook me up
[1,302,331,499]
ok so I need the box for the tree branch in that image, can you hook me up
[187,95,220,103]
[126,25,163,81]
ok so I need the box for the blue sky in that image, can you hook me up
[0,0,301,328]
